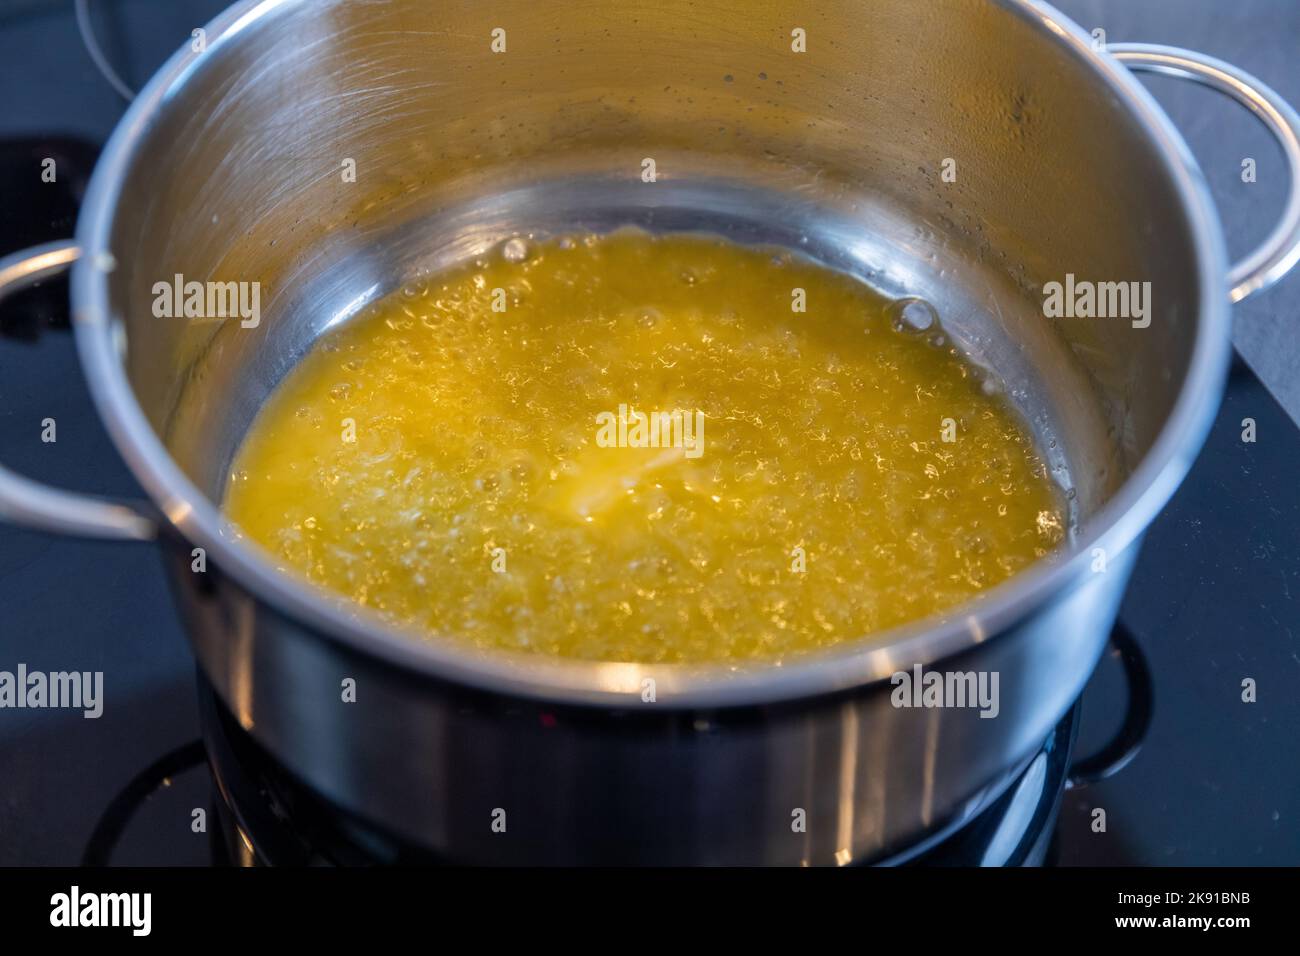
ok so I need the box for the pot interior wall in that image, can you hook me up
[97,0,1204,540]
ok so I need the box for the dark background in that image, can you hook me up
[0,0,1297,865]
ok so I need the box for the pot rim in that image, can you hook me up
[69,0,1231,709]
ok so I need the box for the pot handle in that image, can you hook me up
[1065,621,1153,790]
[1109,43,1300,304]
[0,241,156,541]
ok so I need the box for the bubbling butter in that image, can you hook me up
[224,230,1065,663]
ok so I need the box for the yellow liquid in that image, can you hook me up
[224,231,1064,663]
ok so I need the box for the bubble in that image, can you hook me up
[889,297,939,334]
[502,237,531,263]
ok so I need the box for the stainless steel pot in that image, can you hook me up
[2,0,1298,864]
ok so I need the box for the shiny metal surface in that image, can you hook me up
[0,240,80,292]
[1110,43,1300,303]
[0,241,155,540]
[2,0,1294,862]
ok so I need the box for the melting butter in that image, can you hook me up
[224,231,1064,663]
